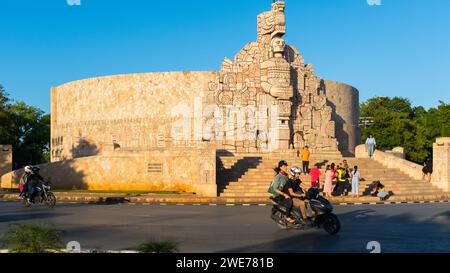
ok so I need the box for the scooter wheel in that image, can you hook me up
[23,198,31,208]
[322,213,341,235]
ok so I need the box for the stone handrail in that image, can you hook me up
[355,144,424,181]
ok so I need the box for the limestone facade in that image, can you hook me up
[2,2,360,196]
[1,146,217,197]
[50,1,359,160]
[432,138,450,192]
[0,145,12,178]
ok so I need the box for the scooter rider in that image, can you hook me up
[19,166,33,198]
[285,166,311,224]
[270,160,295,224]
[27,166,45,203]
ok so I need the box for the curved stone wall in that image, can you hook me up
[323,79,360,156]
[1,148,217,197]
[51,71,217,162]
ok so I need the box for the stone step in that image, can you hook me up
[224,184,436,191]
[220,190,444,197]
[223,181,431,187]
[231,177,417,183]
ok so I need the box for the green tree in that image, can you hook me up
[361,97,429,163]
[361,97,449,164]
[0,84,51,169]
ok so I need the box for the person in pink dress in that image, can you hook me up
[309,164,321,189]
[323,165,333,198]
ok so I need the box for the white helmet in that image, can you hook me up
[24,166,33,174]
[289,166,302,176]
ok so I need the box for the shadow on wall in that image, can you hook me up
[48,140,99,190]
[216,151,263,195]
[2,141,96,190]
[326,100,351,157]
[71,138,100,159]
[42,159,89,190]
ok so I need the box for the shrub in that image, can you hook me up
[136,238,179,253]
[3,222,63,253]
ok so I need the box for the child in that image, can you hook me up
[373,181,389,201]
[309,164,321,189]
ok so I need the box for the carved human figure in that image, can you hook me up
[271,36,286,58]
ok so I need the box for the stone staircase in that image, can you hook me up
[217,154,449,203]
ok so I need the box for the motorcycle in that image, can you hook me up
[22,180,56,208]
[270,188,341,235]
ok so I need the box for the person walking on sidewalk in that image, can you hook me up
[365,134,377,158]
[301,146,311,174]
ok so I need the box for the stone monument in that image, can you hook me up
[1,1,360,195]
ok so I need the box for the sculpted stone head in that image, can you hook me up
[272,1,285,13]
[271,36,286,57]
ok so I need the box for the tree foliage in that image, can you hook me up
[361,97,450,164]
[0,84,50,170]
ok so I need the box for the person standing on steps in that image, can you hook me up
[323,165,333,198]
[301,145,311,174]
[351,166,361,198]
[309,163,321,189]
[422,159,433,183]
[365,134,377,158]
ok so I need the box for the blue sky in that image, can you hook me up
[0,0,449,113]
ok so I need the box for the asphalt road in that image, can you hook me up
[0,201,449,253]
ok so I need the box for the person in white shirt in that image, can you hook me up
[351,166,361,197]
[365,134,377,158]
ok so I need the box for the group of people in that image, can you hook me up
[301,146,363,198]
[298,145,389,200]
[18,165,45,203]
[308,160,363,198]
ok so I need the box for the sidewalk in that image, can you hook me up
[1,191,450,205]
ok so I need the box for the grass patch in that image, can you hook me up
[53,190,179,195]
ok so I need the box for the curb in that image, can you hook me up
[1,199,449,207]
[0,249,139,253]
[1,193,450,206]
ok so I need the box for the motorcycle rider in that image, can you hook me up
[19,166,33,198]
[285,166,311,224]
[27,166,45,203]
[270,160,295,223]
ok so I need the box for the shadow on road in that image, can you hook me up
[220,208,450,253]
[0,212,69,223]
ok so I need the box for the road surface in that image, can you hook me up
[0,201,449,253]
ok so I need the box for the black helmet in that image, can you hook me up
[31,166,41,174]
[278,160,288,168]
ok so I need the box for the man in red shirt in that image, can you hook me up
[309,164,321,189]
